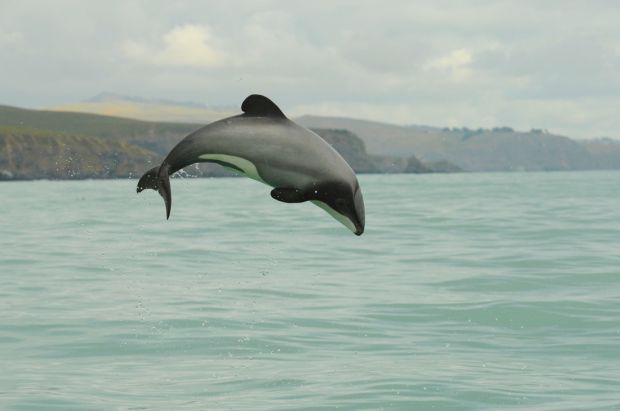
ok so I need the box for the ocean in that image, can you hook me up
[1,172,619,410]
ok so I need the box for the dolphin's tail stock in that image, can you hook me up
[137,163,172,219]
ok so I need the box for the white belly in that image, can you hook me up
[199,154,356,233]
[199,154,266,184]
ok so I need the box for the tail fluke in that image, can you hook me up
[136,166,159,192]
[137,164,172,219]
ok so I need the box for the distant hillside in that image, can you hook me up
[40,93,620,172]
[86,92,210,108]
[4,100,616,177]
[580,138,620,169]
[297,116,617,172]
[420,128,594,171]
[297,115,432,156]
[52,93,233,124]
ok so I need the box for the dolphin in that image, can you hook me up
[137,94,365,235]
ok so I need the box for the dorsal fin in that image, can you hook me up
[241,94,286,118]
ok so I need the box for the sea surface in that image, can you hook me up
[1,172,619,410]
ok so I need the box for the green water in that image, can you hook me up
[1,173,619,410]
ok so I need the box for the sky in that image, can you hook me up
[1,0,619,138]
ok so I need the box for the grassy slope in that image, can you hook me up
[0,105,200,156]
[0,105,197,137]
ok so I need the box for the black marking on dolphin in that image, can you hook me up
[137,94,365,235]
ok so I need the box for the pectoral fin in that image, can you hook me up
[270,187,307,203]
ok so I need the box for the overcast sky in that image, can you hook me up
[1,0,619,138]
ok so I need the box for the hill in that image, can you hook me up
[3,100,618,178]
[0,104,200,155]
[580,138,620,169]
[52,93,233,124]
[297,116,614,171]
[0,105,417,179]
[39,93,620,172]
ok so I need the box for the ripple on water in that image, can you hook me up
[1,174,620,410]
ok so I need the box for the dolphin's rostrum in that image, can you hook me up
[137,94,365,235]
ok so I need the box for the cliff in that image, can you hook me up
[311,129,380,173]
[0,127,159,179]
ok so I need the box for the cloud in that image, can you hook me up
[2,1,620,138]
[425,48,473,82]
[0,30,23,48]
[123,24,224,68]
[428,49,472,70]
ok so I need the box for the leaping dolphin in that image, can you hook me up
[137,94,365,235]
